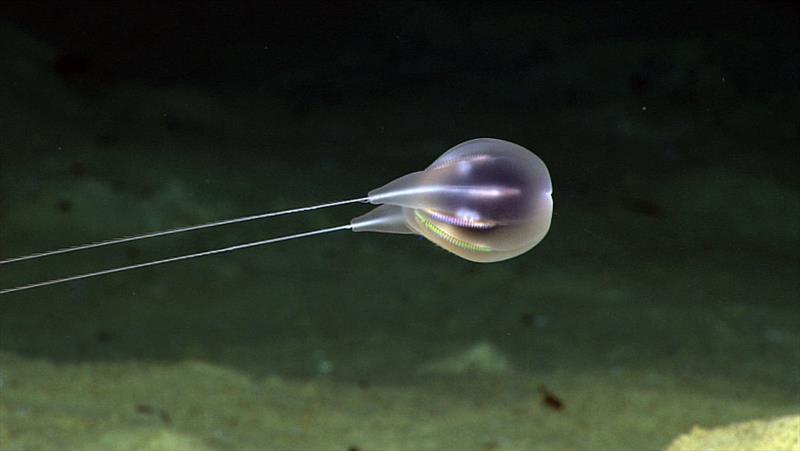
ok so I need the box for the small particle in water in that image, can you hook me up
[521,313,549,329]
[538,385,564,411]
[158,410,173,426]
[95,330,112,343]
[135,404,173,426]
[317,359,335,375]
[620,196,661,218]
[57,199,73,213]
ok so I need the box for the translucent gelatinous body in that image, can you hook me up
[351,138,553,262]
[0,137,555,294]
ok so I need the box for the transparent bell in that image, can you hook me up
[351,138,553,262]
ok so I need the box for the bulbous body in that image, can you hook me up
[352,138,553,262]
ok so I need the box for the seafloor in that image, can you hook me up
[0,8,799,450]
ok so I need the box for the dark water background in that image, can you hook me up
[0,0,798,418]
